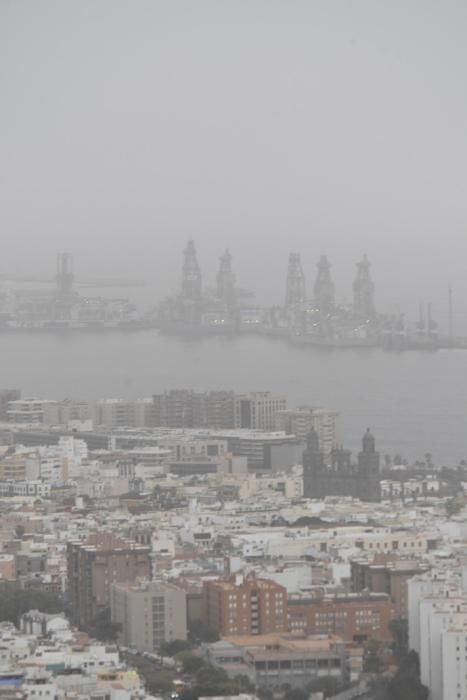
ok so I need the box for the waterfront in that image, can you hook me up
[1,331,466,464]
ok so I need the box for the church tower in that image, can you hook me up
[357,428,381,501]
[358,428,380,473]
[302,428,325,498]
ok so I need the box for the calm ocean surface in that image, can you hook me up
[1,330,466,465]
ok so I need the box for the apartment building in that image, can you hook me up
[407,571,467,700]
[441,620,467,700]
[0,389,21,420]
[111,580,187,652]
[351,555,428,617]
[0,449,38,481]
[42,399,92,426]
[287,593,395,643]
[204,574,288,636]
[234,392,287,431]
[7,398,53,424]
[67,532,151,628]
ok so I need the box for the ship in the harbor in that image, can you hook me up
[0,254,157,332]
[0,243,457,349]
[157,240,451,351]
[158,241,262,336]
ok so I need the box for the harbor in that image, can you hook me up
[0,244,465,351]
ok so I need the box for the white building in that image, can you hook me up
[441,621,467,700]
[408,570,467,700]
[7,397,54,424]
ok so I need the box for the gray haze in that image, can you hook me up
[2,0,467,323]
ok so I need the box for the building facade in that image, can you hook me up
[111,580,187,652]
[275,407,338,456]
[67,532,150,628]
[303,428,381,501]
[204,574,288,637]
[351,555,427,618]
[287,593,395,643]
[234,392,287,431]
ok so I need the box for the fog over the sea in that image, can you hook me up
[1,1,466,327]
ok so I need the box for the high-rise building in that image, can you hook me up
[67,532,151,628]
[285,252,306,308]
[204,574,288,636]
[407,571,467,700]
[151,390,235,429]
[205,391,235,429]
[152,390,208,428]
[275,406,338,456]
[234,392,287,431]
[313,255,335,313]
[111,580,187,652]
[353,255,375,319]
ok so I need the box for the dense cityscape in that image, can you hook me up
[0,386,464,699]
[3,2,465,700]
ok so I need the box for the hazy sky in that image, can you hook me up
[2,1,466,323]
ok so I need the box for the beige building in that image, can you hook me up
[0,451,35,481]
[275,406,338,456]
[234,392,287,431]
[111,580,187,652]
